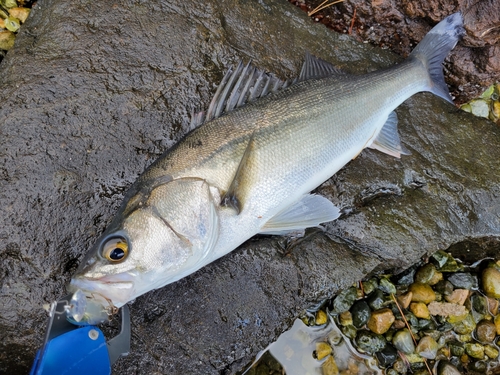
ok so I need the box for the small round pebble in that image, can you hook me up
[476,320,497,343]
[392,328,415,354]
[483,267,500,299]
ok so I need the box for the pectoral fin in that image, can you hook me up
[221,135,256,214]
[259,194,340,235]
[368,111,410,158]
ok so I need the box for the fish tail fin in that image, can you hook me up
[409,12,465,104]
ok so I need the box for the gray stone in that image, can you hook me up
[0,0,499,374]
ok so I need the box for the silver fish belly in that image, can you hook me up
[67,13,464,324]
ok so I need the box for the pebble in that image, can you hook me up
[428,301,467,318]
[484,344,499,359]
[465,343,485,359]
[367,308,395,334]
[437,360,462,375]
[339,311,352,326]
[487,296,499,315]
[415,263,437,284]
[378,278,396,294]
[415,335,438,359]
[375,344,398,367]
[409,282,436,304]
[350,300,371,328]
[392,328,415,354]
[397,291,412,309]
[445,289,469,305]
[453,313,477,335]
[316,310,328,325]
[410,302,430,319]
[362,278,378,295]
[476,320,497,342]
[435,280,454,296]
[449,343,465,357]
[340,324,357,339]
[495,314,500,335]
[332,286,358,313]
[482,267,500,299]
[316,342,332,360]
[321,355,339,375]
[355,331,387,354]
[367,289,385,310]
[448,272,477,290]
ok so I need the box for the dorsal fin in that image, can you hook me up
[298,52,347,81]
[191,61,291,128]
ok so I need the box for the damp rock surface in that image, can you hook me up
[0,0,499,374]
[293,0,500,104]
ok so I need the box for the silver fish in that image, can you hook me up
[68,13,464,324]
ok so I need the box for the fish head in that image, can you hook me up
[67,178,220,323]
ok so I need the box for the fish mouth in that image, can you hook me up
[68,273,135,308]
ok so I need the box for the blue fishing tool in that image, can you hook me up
[30,295,130,375]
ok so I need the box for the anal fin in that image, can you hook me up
[259,194,340,235]
[368,111,410,158]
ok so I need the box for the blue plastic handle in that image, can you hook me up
[30,326,111,375]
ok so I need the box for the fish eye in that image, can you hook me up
[102,237,129,262]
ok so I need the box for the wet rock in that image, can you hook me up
[415,263,437,284]
[367,289,386,311]
[332,287,358,313]
[487,296,499,315]
[409,282,436,304]
[316,310,328,325]
[447,273,477,290]
[471,294,488,315]
[367,308,395,335]
[350,300,371,328]
[355,330,387,354]
[428,301,467,318]
[339,311,353,326]
[321,355,339,375]
[397,292,413,309]
[392,264,418,286]
[465,343,485,359]
[445,289,469,305]
[362,278,378,295]
[410,302,430,319]
[315,342,332,360]
[484,345,499,359]
[494,314,500,335]
[415,335,438,359]
[437,360,462,375]
[475,320,497,343]
[434,252,462,273]
[482,267,500,298]
[340,324,357,340]
[392,329,415,354]
[378,278,397,295]
[436,280,453,296]
[0,0,499,373]
[375,344,398,367]
[449,343,465,357]
[453,314,477,335]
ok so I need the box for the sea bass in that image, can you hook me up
[67,13,464,324]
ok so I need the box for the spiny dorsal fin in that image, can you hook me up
[298,52,347,81]
[191,61,291,128]
[191,54,345,129]
[368,111,411,158]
